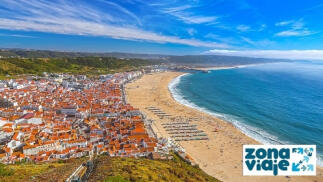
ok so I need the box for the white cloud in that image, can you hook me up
[162,5,218,24]
[163,5,193,13]
[0,18,228,48]
[259,24,267,31]
[275,19,315,37]
[240,37,275,47]
[0,0,227,48]
[167,11,218,24]
[275,20,294,27]
[205,33,239,44]
[97,0,142,25]
[205,49,323,60]
[237,25,250,32]
[235,24,266,32]
[275,30,313,37]
[205,33,219,39]
[275,20,304,30]
[187,28,197,36]
[305,3,323,11]
[0,33,36,38]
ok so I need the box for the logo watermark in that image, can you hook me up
[243,145,316,176]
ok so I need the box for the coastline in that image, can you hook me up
[193,63,264,71]
[125,71,323,182]
[169,71,285,147]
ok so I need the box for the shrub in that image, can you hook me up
[104,175,129,182]
[0,164,14,177]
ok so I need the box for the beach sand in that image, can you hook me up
[125,71,323,182]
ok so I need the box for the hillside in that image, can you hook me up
[0,157,87,182]
[88,153,220,182]
[0,57,155,78]
[0,49,290,68]
[0,49,166,60]
[0,153,219,182]
[165,55,289,66]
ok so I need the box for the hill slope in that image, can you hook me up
[0,154,219,182]
[0,158,87,182]
[0,49,290,68]
[89,153,220,182]
[0,57,154,78]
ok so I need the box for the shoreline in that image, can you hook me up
[169,71,286,147]
[169,72,323,167]
[126,71,323,182]
[193,63,265,71]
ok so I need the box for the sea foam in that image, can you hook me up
[168,71,323,167]
[168,72,283,145]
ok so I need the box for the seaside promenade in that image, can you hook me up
[125,71,323,182]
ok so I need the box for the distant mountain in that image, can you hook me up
[0,48,166,60]
[0,48,291,67]
[165,55,290,67]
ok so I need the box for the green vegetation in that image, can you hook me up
[0,153,219,182]
[0,158,87,182]
[0,49,163,59]
[0,163,14,177]
[0,57,155,78]
[89,153,220,182]
[0,49,288,68]
[104,175,129,182]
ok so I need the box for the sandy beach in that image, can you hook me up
[125,71,323,182]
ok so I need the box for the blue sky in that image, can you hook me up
[0,0,323,59]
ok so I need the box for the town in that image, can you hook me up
[0,70,176,164]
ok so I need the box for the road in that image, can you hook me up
[65,151,95,182]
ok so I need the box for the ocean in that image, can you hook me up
[169,61,323,166]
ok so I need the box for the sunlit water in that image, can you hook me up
[169,62,323,166]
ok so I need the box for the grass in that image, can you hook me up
[89,153,220,182]
[104,175,129,182]
[0,153,220,182]
[0,161,64,182]
[0,158,87,182]
[0,163,14,177]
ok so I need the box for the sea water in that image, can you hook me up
[169,61,323,166]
